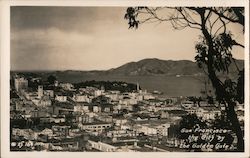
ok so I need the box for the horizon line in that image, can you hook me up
[10,57,244,72]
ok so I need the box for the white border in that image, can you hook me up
[1,0,249,158]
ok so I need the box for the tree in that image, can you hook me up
[47,75,57,85]
[125,7,245,151]
[179,114,207,130]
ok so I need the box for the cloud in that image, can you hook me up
[11,7,244,71]
[11,27,95,70]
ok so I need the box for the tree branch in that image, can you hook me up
[210,7,244,26]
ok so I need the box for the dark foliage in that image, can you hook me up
[47,75,57,85]
[74,80,137,93]
[236,69,244,104]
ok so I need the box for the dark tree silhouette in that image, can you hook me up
[178,114,208,151]
[47,75,57,85]
[124,7,245,151]
[236,69,244,104]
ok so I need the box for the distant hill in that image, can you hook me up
[12,58,244,96]
[107,58,243,76]
[106,58,199,75]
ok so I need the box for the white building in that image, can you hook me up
[181,101,194,109]
[134,123,170,136]
[79,122,112,132]
[44,90,54,98]
[39,128,53,137]
[72,94,91,103]
[119,98,138,106]
[59,83,74,90]
[54,80,59,87]
[93,106,101,113]
[113,118,128,126]
[196,107,221,120]
[94,89,104,97]
[143,94,155,100]
[12,128,38,140]
[14,77,28,92]
[187,107,221,120]
[74,105,89,113]
[39,98,52,107]
[135,124,157,135]
[55,95,67,102]
[88,140,117,152]
[37,85,43,98]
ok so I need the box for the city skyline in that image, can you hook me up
[11,7,244,71]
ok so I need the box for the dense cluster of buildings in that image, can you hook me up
[10,74,244,152]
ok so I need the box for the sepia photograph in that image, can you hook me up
[1,0,249,158]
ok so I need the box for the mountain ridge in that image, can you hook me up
[105,58,243,76]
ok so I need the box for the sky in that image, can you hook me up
[11,7,244,71]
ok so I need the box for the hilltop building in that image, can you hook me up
[38,85,43,98]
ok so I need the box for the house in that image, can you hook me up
[196,107,221,120]
[39,128,53,137]
[93,106,101,113]
[72,94,91,103]
[59,83,74,91]
[52,125,70,137]
[181,101,194,109]
[133,120,171,136]
[76,114,94,123]
[12,128,38,140]
[95,114,113,123]
[14,77,28,92]
[74,104,89,113]
[32,96,52,107]
[87,140,117,152]
[44,90,54,98]
[78,122,112,132]
[55,95,67,102]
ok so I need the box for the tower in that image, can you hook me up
[54,80,59,87]
[38,85,43,98]
[137,82,140,91]
[101,85,105,92]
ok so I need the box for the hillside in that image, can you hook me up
[107,58,243,77]
[107,58,202,76]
